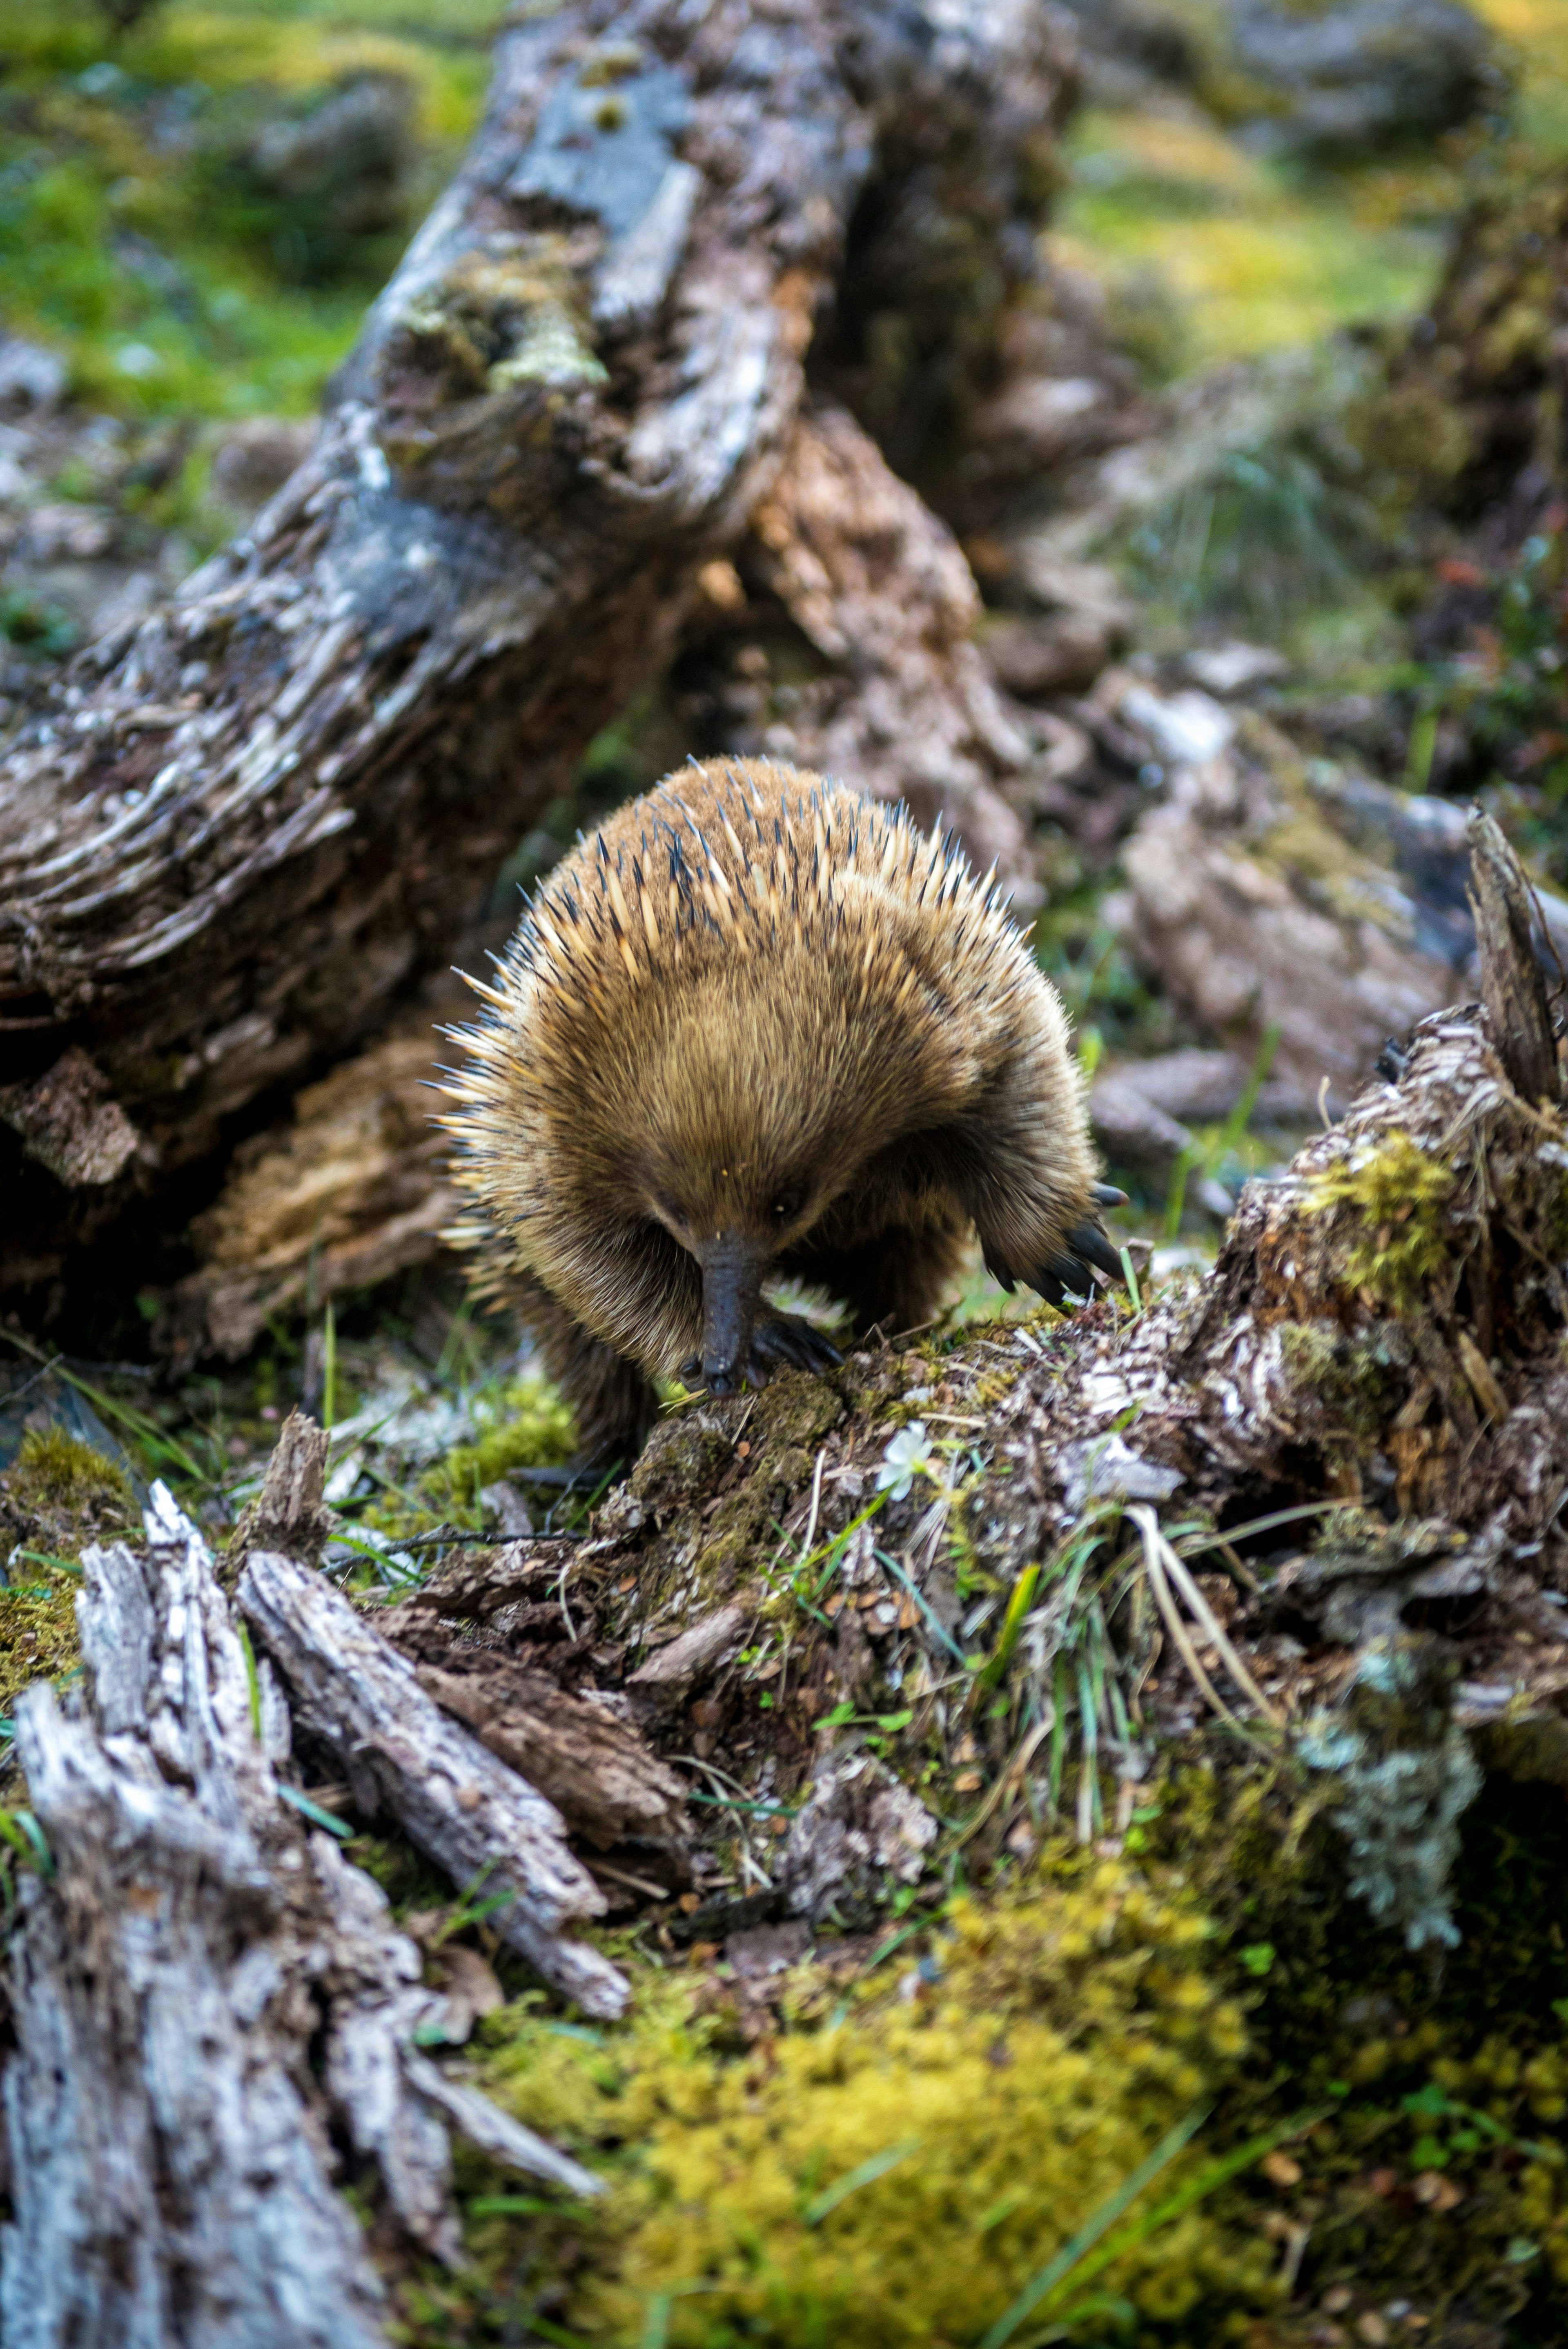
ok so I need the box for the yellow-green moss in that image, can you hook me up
[470,1861,1273,2346]
[1304,1131,1457,1309]
[8,1427,135,1529]
[0,1569,83,1738]
[418,1374,576,1519]
[0,1431,131,1746]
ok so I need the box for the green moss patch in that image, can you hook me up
[0,1428,135,1761]
[416,1372,576,1525]
[1304,1131,1458,1311]
[457,1860,1273,2348]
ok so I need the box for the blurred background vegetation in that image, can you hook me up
[0,0,1560,694]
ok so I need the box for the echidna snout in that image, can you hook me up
[695,1229,762,1397]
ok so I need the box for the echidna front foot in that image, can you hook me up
[1027,1216,1127,1310]
[750,1310,842,1378]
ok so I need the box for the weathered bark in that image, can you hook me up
[1468,804,1562,1106]
[165,1000,463,1363]
[229,1402,335,1566]
[0,0,1078,1317]
[237,1545,631,2016]
[1,1483,601,2349]
[1102,690,1568,1103]
[412,1659,690,1854]
[1110,710,1459,1101]
[676,401,1039,884]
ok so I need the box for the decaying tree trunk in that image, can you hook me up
[2,1483,606,2348]
[0,0,1086,1325]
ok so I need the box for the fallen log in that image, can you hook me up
[1,1483,601,2349]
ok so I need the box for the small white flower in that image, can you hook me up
[876,1420,932,1502]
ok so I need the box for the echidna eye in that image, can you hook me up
[773,1189,804,1221]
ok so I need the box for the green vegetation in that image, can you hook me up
[381,1768,1568,2344]
[1055,0,1565,381]
[1305,1132,1460,1311]
[396,1369,577,1531]
[0,1424,137,1784]
[1058,103,1445,376]
[444,1859,1272,2347]
[0,0,490,423]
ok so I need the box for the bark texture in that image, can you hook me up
[1,1484,601,2349]
[237,1545,630,2016]
[679,402,1038,884]
[0,0,1077,1316]
[1111,706,1501,1100]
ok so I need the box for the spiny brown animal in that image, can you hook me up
[441,757,1120,1463]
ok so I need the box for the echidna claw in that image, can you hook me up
[1031,1251,1095,1310]
[1068,1220,1126,1281]
[750,1312,843,1377]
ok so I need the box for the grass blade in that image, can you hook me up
[238,1621,263,1741]
[1025,2106,1333,2344]
[978,2104,1210,2349]
[802,2137,922,2226]
[277,1786,353,1838]
[978,1563,1042,1687]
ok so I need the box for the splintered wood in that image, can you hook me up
[237,1548,628,2017]
[0,1485,601,2349]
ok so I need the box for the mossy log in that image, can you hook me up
[0,0,1087,1330]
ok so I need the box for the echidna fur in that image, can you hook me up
[439,757,1113,1463]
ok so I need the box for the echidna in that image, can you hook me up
[441,757,1120,1463]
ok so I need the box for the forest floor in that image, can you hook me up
[7,2,1568,2344]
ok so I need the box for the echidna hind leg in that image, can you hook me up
[515,1274,659,1470]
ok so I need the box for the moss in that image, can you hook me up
[394,242,607,407]
[7,1427,135,1529]
[0,0,484,425]
[466,1859,1274,2347]
[1278,1318,1416,1438]
[0,1566,84,1739]
[0,1430,134,1752]
[412,1373,576,1524]
[1303,1131,1457,1311]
